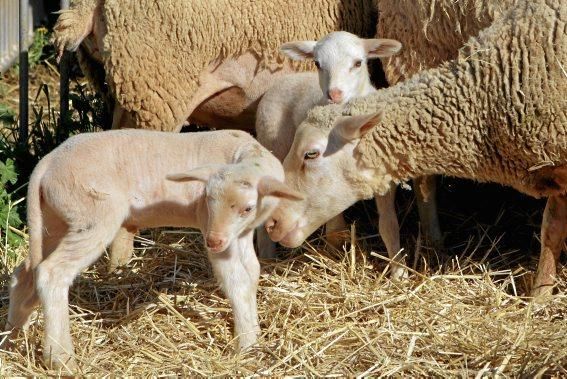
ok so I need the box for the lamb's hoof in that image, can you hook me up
[45,349,78,374]
[390,265,409,282]
[530,285,554,303]
[236,327,260,352]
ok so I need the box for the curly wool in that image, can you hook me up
[376,0,517,85]
[343,0,566,198]
[57,0,377,131]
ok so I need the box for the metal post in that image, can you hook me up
[18,0,29,145]
[59,0,71,129]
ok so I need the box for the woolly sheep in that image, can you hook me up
[255,32,405,277]
[374,0,517,248]
[266,0,566,298]
[3,129,302,371]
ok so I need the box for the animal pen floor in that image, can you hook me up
[0,55,566,377]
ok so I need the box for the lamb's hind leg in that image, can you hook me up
[532,195,567,299]
[36,219,121,371]
[4,213,67,345]
[375,185,406,280]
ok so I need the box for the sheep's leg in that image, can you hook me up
[108,226,136,272]
[414,175,443,250]
[5,261,39,334]
[325,213,348,248]
[256,226,277,259]
[375,186,406,280]
[36,220,121,371]
[532,195,567,299]
[208,231,260,350]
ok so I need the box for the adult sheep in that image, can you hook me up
[266,0,566,298]
[53,0,377,132]
[374,0,518,249]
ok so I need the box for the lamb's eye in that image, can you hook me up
[304,150,320,160]
[353,60,362,68]
[241,206,254,216]
[314,61,321,69]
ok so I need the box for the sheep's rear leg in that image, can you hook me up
[36,221,120,371]
[414,175,443,251]
[532,195,567,299]
[108,226,137,271]
[375,186,406,280]
[208,231,260,350]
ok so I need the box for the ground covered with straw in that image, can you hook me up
[1,197,566,377]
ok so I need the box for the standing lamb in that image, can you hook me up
[374,0,517,248]
[266,0,566,298]
[255,32,406,279]
[3,129,302,371]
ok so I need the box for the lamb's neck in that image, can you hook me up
[355,65,485,186]
[357,76,376,98]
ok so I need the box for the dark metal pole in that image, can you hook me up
[18,0,29,145]
[59,0,71,129]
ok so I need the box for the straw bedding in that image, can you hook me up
[1,204,566,376]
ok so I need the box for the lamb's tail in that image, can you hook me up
[52,0,101,62]
[26,157,51,270]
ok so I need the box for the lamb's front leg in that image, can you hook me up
[375,185,406,280]
[208,231,260,350]
[532,195,567,299]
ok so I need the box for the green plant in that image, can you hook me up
[0,158,24,247]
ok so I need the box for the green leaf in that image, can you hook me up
[0,158,18,185]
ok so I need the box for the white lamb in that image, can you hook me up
[3,129,302,371]
[255,32,404,277]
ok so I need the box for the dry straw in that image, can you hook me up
[1,224,565,377]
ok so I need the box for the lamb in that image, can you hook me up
[374,0,518,249]
[266,0,566,298]
[53,0,377,132]
[255,32,405,277]
[3,129,302,371]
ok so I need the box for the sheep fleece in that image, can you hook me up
[349,0,566,197]
[90,0,376,130]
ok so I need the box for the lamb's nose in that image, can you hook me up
[206,234,226,250]
[327,88,343,103]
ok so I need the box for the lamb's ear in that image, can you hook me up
[280,41,317,61]
[166,165,222,183]
[363,38,402,59]
[257,176,304,201]
[333,111,384,141]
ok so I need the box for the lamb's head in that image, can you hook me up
[266,107,387,247]
[281,31,401,104]
[168,163,303,253]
